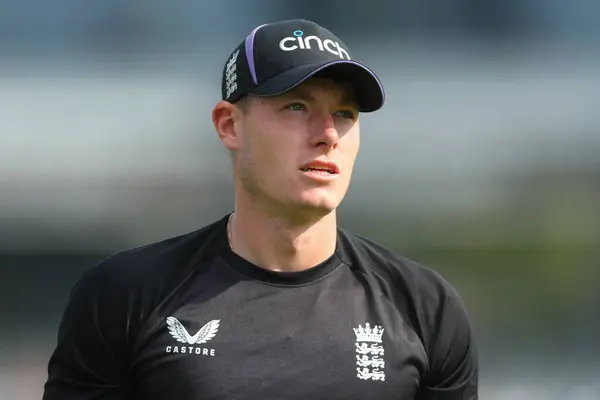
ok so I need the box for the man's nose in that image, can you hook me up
[312,113,339,150]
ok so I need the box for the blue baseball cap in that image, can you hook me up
[221,19,385,112]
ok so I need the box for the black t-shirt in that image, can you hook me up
[43,214,478,399]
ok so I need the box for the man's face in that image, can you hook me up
[231,77,360,218]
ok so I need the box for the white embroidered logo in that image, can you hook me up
[224,49,240,99]
[354,323,385,381]
[165,317,220,356]
[279,30,351,60]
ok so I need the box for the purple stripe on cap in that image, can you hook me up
[244,24,267,85]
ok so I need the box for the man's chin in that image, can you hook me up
[292,195,341,216]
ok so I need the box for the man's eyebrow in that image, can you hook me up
[283,88,358,108]
[283,90,315,103]
[340,93,359,109]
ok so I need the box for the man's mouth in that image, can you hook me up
[299,160,340,175]
[300,167,335,174]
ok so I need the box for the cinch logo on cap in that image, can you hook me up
[278,30,350,60]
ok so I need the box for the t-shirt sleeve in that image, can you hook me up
[416,287,479,400]
[43,261,133,399]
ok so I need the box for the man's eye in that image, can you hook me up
[335,110,357,120]
[286,103,307,111]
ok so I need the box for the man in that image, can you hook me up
[43,19,478,399]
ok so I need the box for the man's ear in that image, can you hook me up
[212,100,243,151]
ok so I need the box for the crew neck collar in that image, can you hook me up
[217,214,344,286]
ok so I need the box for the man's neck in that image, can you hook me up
[228,203,338,273]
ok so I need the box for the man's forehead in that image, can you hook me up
[281,77,357,105]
